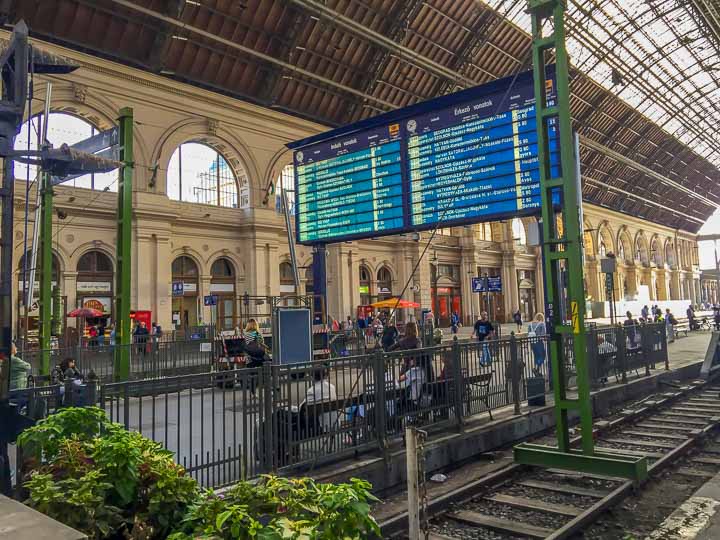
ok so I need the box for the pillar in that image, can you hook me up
[585,260,600,301]
[199,275,212,325]
[64,271,78,329]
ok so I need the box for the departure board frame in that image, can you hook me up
[288,68,558,245]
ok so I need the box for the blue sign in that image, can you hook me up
[204,295,218,306]
[172,282,184,296]
[288,68,560,245]
[472,276,502,293]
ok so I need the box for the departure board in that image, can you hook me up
[289,69,561,245]
[294,125,405,243]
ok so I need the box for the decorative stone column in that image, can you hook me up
[64,271,78,328]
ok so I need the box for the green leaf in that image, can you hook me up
[216,509,233,530]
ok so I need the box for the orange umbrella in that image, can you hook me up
[370,298,420,309]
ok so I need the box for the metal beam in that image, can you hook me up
[146,0,185,72]
[286,0,471,86]
[580,136,719,209]
[105,0,398,110]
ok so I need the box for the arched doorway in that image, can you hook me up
[359,265,371,306]
[376,267,393,301]
[210,258,236,329]
[17,251,64,345]
[76,250,114,333]
[279,262,296,296]
[172,256,199,328]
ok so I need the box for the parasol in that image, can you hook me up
[370,298,420,309]
[67,307,103,318]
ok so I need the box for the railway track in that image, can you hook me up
[381,379,720,540]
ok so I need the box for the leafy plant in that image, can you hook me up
[20,406,198,539]
[169,475,380,540]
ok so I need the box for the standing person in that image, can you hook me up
[527,313,546,376]
[108,323,116,352]
[641,305,650,322]
[450,311,460,334]
[624,311,641,350]
[472,312,495,342]
[88,324,98,349]
[133,321,149,356]
[513,309,523,332]
[665,308,678,343]
[381,318,399,351]
[97,321,106,349]
[243,318,268,363]
[687,305,697,331]
[8,342,31,391]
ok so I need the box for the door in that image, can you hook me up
[217,296,235,330]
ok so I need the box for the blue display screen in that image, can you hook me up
[289,69,560,245]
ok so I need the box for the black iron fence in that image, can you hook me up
[8,323,668,489]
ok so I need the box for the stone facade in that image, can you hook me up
[9,35,702,338]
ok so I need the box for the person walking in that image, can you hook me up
[381,318,399,351]
[450,311,460,335]
[641,305,650,322]
[472,312,495,342]
[687,305,698,331]
[513,309,523,332]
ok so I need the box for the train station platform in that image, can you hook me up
[312,331,713,503]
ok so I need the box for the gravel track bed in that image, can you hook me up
[460,499,567,530]
[534,472,622,492]
[606,432,683,445]
[429,520,507,540]
[595,440,671,454]
[497,484,597,508]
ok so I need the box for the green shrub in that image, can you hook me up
[168,475,380,540]
[20,407,379,540]
[20,407,198,539]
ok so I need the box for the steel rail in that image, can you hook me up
[380,379,719,539]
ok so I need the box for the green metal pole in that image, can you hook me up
[114,108,133,381]
[38,172,53,374]
[514,0,647,481]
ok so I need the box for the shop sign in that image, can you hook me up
[77,281,112,293]
[209,283,234,293]
[358,285,369,294]
[81,297,111,313]
[379,287,391,294]
[183,282,197,293]
[436,287,453,294]
[519,278,535,289]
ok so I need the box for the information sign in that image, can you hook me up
[204,295,218,306]
[288,69,560,245]
[472,276,503,293]
[172,282,184,296]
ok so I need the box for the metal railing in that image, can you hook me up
[8,323,668,489]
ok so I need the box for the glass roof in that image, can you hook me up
[485,0,720,167]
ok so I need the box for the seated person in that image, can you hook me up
[303,368,338,433]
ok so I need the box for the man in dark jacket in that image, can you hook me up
[472,312,495,342]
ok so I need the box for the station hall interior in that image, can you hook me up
[4,1,720,539]
[4,0,720,346]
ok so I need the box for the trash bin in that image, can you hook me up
[527,377,546,406]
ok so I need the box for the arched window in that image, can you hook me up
[512,218,527,245]
[377,267,393,299]
[211,257,235,278]
[651,240,661,266]
[618,239,627,262]
[359,265,371,305]
[665,242,675,266]
[14,112,117,191]
[275,164,295,215]
[635,238,648,264]
[599,241,607,257]
[279,262,295,295]
[77,250,113,273]
[17,251,60,282]
[168,142,247,208]
[172,256,198,277]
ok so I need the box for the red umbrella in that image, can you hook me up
[67,307,103,318]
